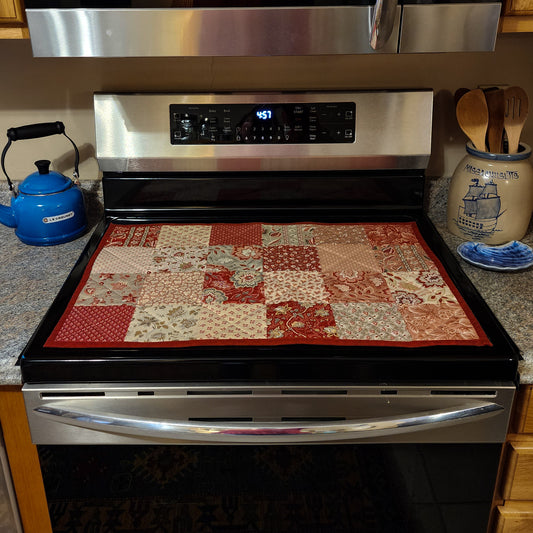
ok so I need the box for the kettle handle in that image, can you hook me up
[7,121,65,141]
[1,121,80,194]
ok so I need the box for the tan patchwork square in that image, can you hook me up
[125,304,201,342]
[263,271,330,305]
[92,247,155,273]
[331,302,411,341]
[317,244,381,272]
[138,272,204,305]
[157,225,212,247]
[262,224,315,246]
[150,246,209,273]
[314,224,369,245]
[197,304,267,339]
[75,273,144,306]
[384,271,456,305]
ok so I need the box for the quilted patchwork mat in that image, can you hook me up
[45,222,491,348]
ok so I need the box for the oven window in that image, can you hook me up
[38,443,501,532]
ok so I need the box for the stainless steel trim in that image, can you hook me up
[33,400,502,444]
[370,0,398,50]
[23,383,516,445]
[94,91,433,172]
[26,7,401,57]
[399,4,501,53]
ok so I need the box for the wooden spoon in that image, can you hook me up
[485,88,505,153]
[504,86,529,154]
[456,89,489,151]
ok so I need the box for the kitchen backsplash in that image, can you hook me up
[0,33,532,185]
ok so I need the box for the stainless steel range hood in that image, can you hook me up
[24,2,502,58]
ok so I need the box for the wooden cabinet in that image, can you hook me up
[495,502,533,533]
[503,0,533,16]
[500,0,533,32]
[0,0,24,23]
[0,388,52,533]
[0,0,29,39]
[493,385,533,532]
[501,443,533,500]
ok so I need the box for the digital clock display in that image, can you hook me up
[256,109,272,120]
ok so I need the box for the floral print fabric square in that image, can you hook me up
[203,267,264,304]
[46,222,490,348]
[75,273,143,306]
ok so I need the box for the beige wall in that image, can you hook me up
[0,33,532,183]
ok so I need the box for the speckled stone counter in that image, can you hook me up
[0,182,102,386]
[426,176,533,384]
[0,178,531,386]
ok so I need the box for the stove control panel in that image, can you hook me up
[170,102,355,144]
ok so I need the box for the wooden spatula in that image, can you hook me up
[485,88,505,153]
[456,89,489,151]
[504,86,529,154]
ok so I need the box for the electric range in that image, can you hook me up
[19,93,520,533]
[20,91,520,388]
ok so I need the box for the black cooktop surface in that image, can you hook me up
[20,206,520,385]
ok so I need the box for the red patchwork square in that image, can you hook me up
[53,305,135,344]
[364,223,419,247]
[203,267,265,304]
[263,246,320,271]
[267,302,337,339]
[400,301,480,341]
[323,271,393,303]
[209,223,263,246]
[103,224,161,247]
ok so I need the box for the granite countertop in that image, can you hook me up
[0,179,532,387]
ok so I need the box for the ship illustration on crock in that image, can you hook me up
[454,178,505,238]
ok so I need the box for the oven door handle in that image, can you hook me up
[34,400,503,443]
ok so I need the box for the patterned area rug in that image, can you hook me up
[45,221,489,348]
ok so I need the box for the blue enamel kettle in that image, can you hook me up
[0,122,87,246]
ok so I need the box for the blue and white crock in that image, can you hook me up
[447,143,533,245]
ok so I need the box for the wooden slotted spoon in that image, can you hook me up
[456,89,489,151]
[485,88,505,153]
[504,86,529,154]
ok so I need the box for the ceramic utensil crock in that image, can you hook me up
[447,143,533,245]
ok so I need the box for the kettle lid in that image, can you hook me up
[18,160,71,195]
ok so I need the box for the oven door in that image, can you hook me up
[25,383,513,532]
[24,1,500,57]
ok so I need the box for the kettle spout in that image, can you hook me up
[0,203,17,228]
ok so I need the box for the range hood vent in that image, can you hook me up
[24,2,502,58]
